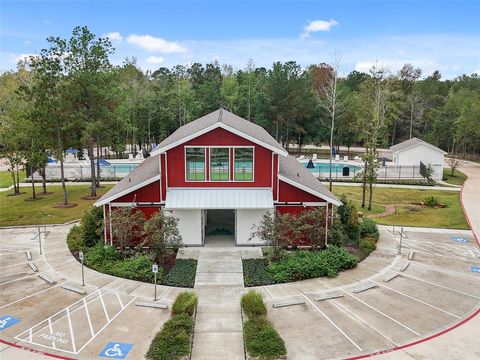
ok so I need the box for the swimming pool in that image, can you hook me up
[303,161,361,176]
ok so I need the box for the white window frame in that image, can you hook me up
[233,146,255,182]
[184,146,207,182]
[208,146,231,182]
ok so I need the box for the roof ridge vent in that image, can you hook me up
[218,108,223,122]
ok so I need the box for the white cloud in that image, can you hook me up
[24,40,31,45]
[43,19,51,24]
[302,19,338,38]
[103,32,123,44]
[145,56,164,65]
[126,34,187,53]
[12,53,38,63]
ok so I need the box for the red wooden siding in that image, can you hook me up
[164,127,273,188]
[160,154,167,201]
[277,180,327,203]
[116,181,161,203]
[272,154,278,201]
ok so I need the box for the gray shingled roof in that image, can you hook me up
[390,137,446,153]
[152,109,286,154]
[279,155,341,205]
[95,155,160,206]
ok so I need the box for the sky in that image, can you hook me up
[1,0,479,78]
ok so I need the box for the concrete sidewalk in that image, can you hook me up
[325,182,461,191]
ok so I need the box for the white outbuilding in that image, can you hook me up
[390,137,446,180]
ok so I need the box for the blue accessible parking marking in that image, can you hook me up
[0,315,20,331]
[99,342,133,359]
[471,266,480,273]
[451,236,468,243]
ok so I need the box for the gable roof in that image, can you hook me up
[390,137,447,154]
[278,155,342,206]
[94,155,160,206]
[150,109,288,156]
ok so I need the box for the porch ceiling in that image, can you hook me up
[165,188,273,209]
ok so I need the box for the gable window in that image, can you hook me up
[234,147,254,181]
[186,147,205,181]
[210,148,230,181]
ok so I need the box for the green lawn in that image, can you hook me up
[0,184,113,226]
[332,186,469,229]
[0,170,26,188]
[442,168,467,186]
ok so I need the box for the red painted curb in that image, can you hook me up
[345,179,480,360]
[0,339,75,360]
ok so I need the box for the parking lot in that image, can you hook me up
[0,225,479,359]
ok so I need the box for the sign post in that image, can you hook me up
[152,264,159,301]
[37,226,43,255]
[79,251,85,286]
[398,226,404,255]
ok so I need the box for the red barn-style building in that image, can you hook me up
[95,109,341,246]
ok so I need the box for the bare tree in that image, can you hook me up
[447,157,460,176]
[312,60,349,191]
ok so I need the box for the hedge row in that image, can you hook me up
[241,291,286,360]
[146,292,198,360]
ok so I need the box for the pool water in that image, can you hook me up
[304,161,361,175]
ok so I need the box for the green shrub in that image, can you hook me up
[107,254,156,282]
[146,313,193,360]
[172,292,198,316]
[243,317,286,360]
[424,196,439,207]
[360,218,379,240]
[360,237,377,254]
[267,247,359,283]
[67,225,84,252]
[243,259,274,287]
[329,218,349,246]
[337,194,360,245]
[241,291,267,319]
[81,206,104,247]
[162,259,197,288]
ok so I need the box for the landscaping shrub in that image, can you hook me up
[337,194,360,245]
[162,259,197,288]
[360,218,379,240]
[146,313,193,360]
[240,291,286,360]
[172,291,198,316]
[107,254,156,282]
[424,196,439,207]
[81,206,104,247]
[66,224,83,252]
[243,318,287,360]
[267,247,359,283]
[241,291,267,319]
[243,259,274,287]
[329,218,349,246]
[360,237,377,254]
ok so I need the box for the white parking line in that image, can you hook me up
[0,281,68,309]
[66,307,76,353]
[99,291,111,322]
[0,270,55,286]
[403,242,480,262]
[371,280,461,319]
[392,271,480,299]
[301,293,363,351]
[317,280,420,336]
[83,298,95,338]
[409,261,480,280]
[0,261,33,269]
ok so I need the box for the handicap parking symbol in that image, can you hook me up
[99,342,133,359]
[451,236,468,243]
[0,315,20,332]
[471,266,480,273]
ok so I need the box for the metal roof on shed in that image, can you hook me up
[165,188,273,209]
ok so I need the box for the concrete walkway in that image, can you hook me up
[184,247,261,360]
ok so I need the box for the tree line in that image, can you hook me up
[1,26,479,206]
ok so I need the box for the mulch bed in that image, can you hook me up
[81,196,100,200]
[25,197,43,202]
[53,203,78,208]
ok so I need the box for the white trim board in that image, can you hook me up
[151,121,288,157]
[94,175,161,206]
[278,175,342,206]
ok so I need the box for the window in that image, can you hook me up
[186,147,205,181]
[234,148,254,181]
[210,148,230,181]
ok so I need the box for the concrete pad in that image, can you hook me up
[263,283,302,300]
[195,273,243,287]
[128,282,170,300]
[196,259,242,273]
[191,332,245,360]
